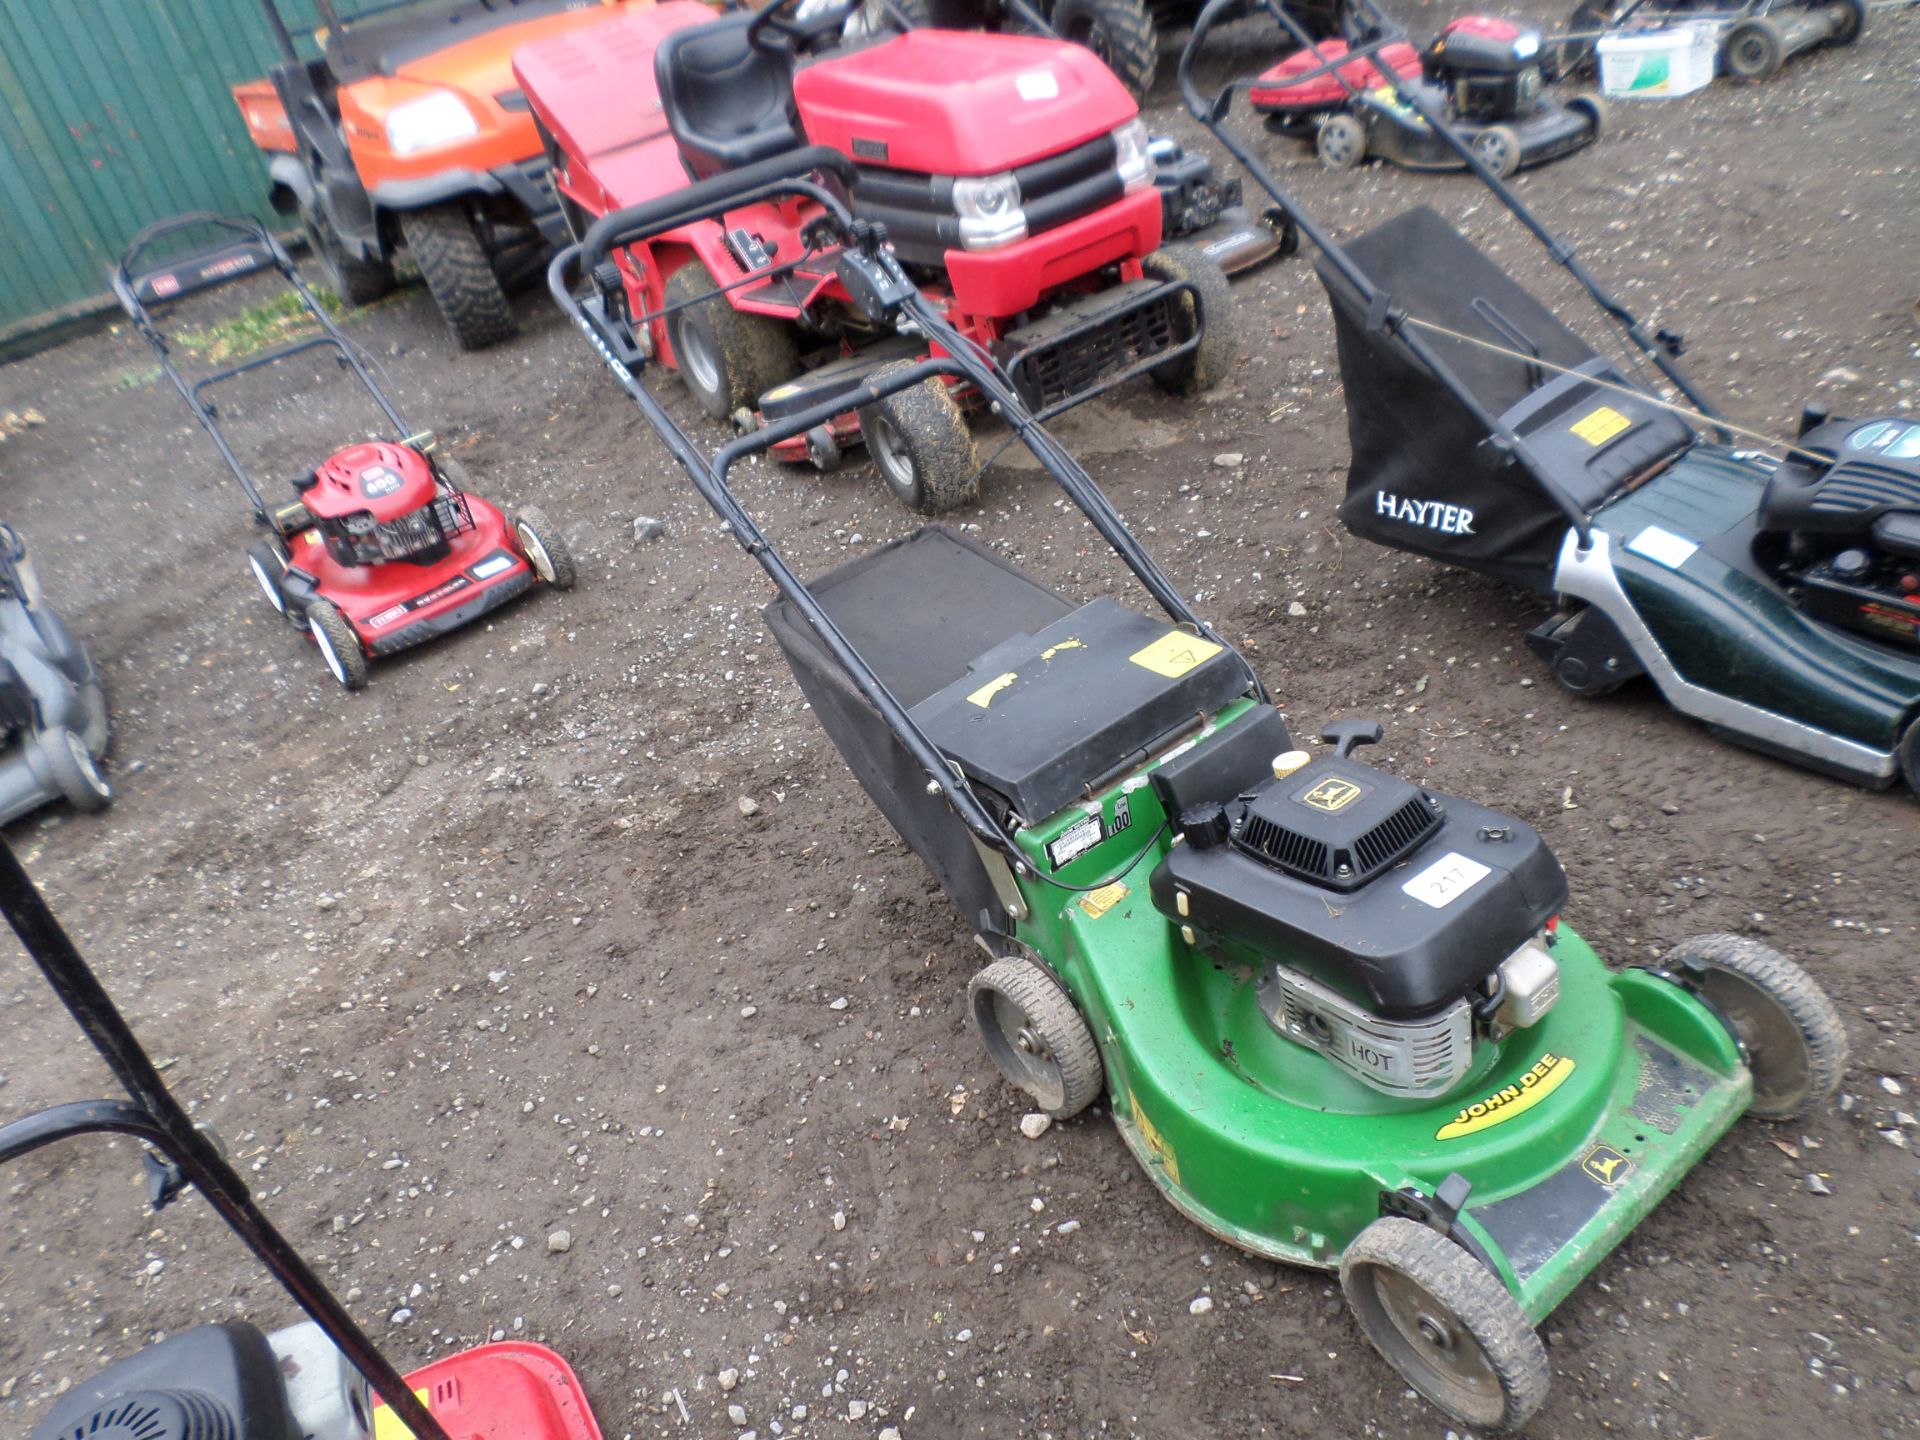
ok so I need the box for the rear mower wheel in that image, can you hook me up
[1472,124,1523,179]
[1341,1218,1549,1431]
[1722,16,1785,81]
[968,956,1104,1118]
[1140,244,1235,395]
[858,363,980,513]
[1316,111,1368,170]
[306,600,370,692]
[1663,934,1847,1119]
[513,507,577,590]
[27,726,112,814]
[663,261,800,422]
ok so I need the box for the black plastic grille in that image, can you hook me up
[1237,812,1329,880]
[1354,795,1443,874]
[1810,460,1920,514]
[1014,293,1179,410]
[1235,790,1442,890]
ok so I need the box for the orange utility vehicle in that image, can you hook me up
[233,0,649,348]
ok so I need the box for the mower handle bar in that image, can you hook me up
[0,840,454,1440]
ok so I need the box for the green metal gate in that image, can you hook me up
[0,1,367,350]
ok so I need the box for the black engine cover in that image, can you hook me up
[31,1323,299,1440]
[1760,414,1920,547]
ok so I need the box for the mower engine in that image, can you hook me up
[295,441,474,569]
[1422,16,1547,122]
[1151,734,1568,1098]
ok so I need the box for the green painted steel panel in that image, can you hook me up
[0,0,380,346]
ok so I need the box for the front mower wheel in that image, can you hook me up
[400,204,516,350]
[246,540,289,615]
[300,202,395,306]
[1665,934,1847,1119]
[1052,0,1159,101]
[1830,0,1867,47]
[664,261,801,422]
[969,956,1104,1118]
[1316,112,1368,170]
[1722,16,1785,81]
[514,507,577,590]
[1141,244,1235,396]
[1342,1218,1550,1432]
[306,601,370,692]
[28,725,112,814]
[1472,124,1523,179]
[858,363,980,513]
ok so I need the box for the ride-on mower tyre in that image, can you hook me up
[1341,1217,1551,1431]
[969,955,1104,1118]
[306,600,370,691]
[1722,16,1785,81]
[1141,245,1235,395]
[400,204,516,350]
[858,363,980,513]
[513,507,577,590]
[664,262,801,422]
[300,202,395,306]
[1052,0,1160,100]
[27,726,112,814]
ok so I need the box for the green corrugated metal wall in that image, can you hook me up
[0,0,375,347]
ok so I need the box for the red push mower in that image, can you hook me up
[515,0,1238,513]
[0,840,603,1440]
[1249,2,1605,178]
[113,214,574,692]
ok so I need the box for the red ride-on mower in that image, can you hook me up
[112,215,574,692]
[515,0,1237,512]
[1251,7,1605,178]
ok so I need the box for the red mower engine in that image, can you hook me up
[1422,16,1547,122]
[296,442,474,568]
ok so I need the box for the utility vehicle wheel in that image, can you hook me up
[513,507,577,590]
[1830,0,1867,47]
[1140,244,1235,396]
[858,363,980,513]
[1664,934,1847,1119]
[968,957,1104,1118]
[400,204,516,350]
[663,262,800,423]
[1341,1218,1550,1432]
[28,725,112,813]
[1567,92,1607,141]
[1316,112,1368,170]
[306,601,370,692]
[1722,16,1785,81]
[300,201,395,306]
[1053,0,1159,100]
[246,540,288,615]
[1472,125,1523,179]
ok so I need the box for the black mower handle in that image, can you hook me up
[578,145,858,274]
[113,211,290,313]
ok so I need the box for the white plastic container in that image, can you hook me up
[1597,21,1720,98]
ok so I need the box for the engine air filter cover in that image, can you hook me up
[1231,754,1442,892]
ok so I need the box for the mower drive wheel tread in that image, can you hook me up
[28,725,112,814]
[1722,16,1785,82]
[301,203,395,307]
[400,204,517,351]
[1341,1217,1549,1432]
[1053,0,1160,101]
[1667,933,1847,1120]
[969,957,1104,1118]
[859,363,981,513]
[1140,245,1236,396]
[514,507,577,591]
[306,601,370,692]
[664,262,801,423]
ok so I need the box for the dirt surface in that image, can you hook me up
[2,7,1917,1438]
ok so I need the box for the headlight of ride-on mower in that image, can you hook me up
[951,172,1027,252]
[384,90,480,157]
[1112,119,1154,195]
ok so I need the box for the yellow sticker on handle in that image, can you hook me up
[1129,631,1222,679]
[1435,1052,1576,1139]
[1570,406,1632,446]
[967,671,1017,708]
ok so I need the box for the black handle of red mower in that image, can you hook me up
[578,146,858,274]
[112,212,291,318]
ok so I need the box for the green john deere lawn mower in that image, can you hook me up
[549,139,1849,1430]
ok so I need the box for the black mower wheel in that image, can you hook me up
[400,203,517,351]
[1722,16,1786,82]
[306,601,370,692]
[1316,111,1368,170]
[27,725,112,814]
[1342,1218,1549,1432]
[1053,0,1159,101]
[1472,124,1523,179]
[246,539,289,616]
[1898,714,1920,797]
[663,261,801,423]
[1567,92,1607,141]
[513,507,577,591]
[805,425,843,473]
[1140,244,1235,396]
[968,956,1105,1118]
[1664,934,1847,1120]
[1831,0,1867,47]
[858,362,980,513]
[300,201,395,306]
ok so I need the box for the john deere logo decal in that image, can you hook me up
[1436,1053,1575,1140]
[1581,1144,1632,1187]
[1300,777,1363,813]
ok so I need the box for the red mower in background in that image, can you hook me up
[113,215,574,692]
[515,0,1241,512]
[1251,5,1605,177]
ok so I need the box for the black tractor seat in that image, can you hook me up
[655,12,802,181]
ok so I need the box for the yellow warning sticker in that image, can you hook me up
[1129,631,1222,679]
[1435,1052,1575,1140]
[1040,637,1085,661]
[1077,880,1129,918]
[372,1387,433,1440]
[1132,1096,1181,1184]
[967,671,1017,708]
[304,530,321,545]
[1570,406,1632,446]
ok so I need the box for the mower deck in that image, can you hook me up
[371,1342,603,1440]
